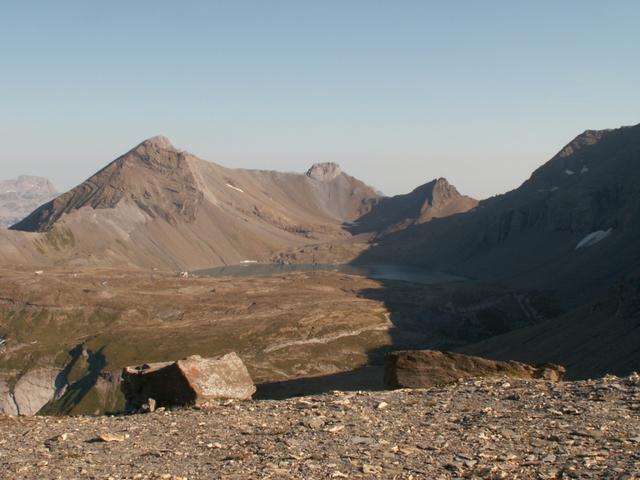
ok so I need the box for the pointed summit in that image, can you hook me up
[349,177,477,235]
[11,135,195,232]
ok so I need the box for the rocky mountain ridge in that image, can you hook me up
[0,176,57,229]
[5,137,385,269]
[356,123,640,302]
[2,136,476,270]
[351,177,478,235]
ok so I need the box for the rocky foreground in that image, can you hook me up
[1,376,639,479]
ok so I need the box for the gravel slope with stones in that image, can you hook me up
[1,375,639,479]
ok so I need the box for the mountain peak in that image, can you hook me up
[138,135,175,151]
[433,177,458,194]
[412,177,456,198]
[306,162,343,181]
[408,177,471,213]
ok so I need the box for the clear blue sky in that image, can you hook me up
[1,1,638,199]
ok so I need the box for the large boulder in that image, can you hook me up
[0,368,67,416]
[122,353,255,410]
[384,350,565,389]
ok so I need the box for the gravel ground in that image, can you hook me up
[1,375,639,479]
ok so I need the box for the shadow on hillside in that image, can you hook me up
[39,344,107,415]
[256,275,552,400]
[256,366,385,399]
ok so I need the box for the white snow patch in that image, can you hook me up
[565,169,575,175]
[240,260,258,264]
[576,228,613,249]
[581,166,589,174]
[226,183,244,193]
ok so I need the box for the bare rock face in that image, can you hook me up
[141,135,175,151]
[0,379,18,415]
[0,368,67,416]
[122,353,256,410]
[384,350,565,389]
[306,162,343,182]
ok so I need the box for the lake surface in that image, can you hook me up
[193,263,466,285]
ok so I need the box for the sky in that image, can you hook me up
[1,1,639,199]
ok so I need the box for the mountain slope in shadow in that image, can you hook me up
[459,274,640,379]
[354,123,640,304]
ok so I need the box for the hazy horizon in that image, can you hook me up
[2,1,639,199]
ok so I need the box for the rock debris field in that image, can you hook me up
[1,376,639,479]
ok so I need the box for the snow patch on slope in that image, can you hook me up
[576,228,613,249]
[226,183,244,193]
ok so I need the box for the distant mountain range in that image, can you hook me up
[0,176,57,228]
[2,136,475,268]
[2,123,639,301]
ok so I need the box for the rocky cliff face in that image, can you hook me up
[306,162,343,181]
[0,176,57,228]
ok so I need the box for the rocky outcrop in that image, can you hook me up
[0,378,18,415]
[0,368,67,416]
[384,350,565,389]
[122,353,256,410]
[306,162,343,182]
